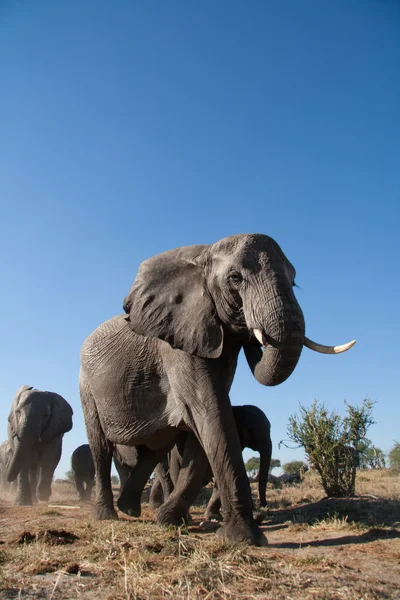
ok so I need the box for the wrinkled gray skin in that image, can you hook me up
[80,234,306,546]
[7,385,73,506]
[0,440,17,494]
[149,405,272,521]
[71,444,95,501]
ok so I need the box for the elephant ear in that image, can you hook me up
[41,393,73,442]
[123,245,224,359]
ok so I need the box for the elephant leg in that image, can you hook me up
[258,448,271,508]
[117,446,162,517]
[149,458,173,509]
[85,479,94,501]
[148,474,164,510]
[189,397,266,547]
[15,469,32,506]
[81,383,117,520]
[204,485,222,521]
[74,473,85,501]
[156,433,208,527]
[113,457,131,493]
[29,463,39,504]
[37,438,62,501]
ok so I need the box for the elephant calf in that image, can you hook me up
[71,444,95,501]
[150,405,272,522]
[7,385,73,506]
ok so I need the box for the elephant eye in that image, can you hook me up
[228,272,243,287]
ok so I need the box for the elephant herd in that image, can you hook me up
[0,234,355,546]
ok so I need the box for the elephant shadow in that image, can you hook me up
[266,527,400,550]
[266,495,400,527]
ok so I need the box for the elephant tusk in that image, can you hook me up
[304,336,356,354]
[253,329,267,347]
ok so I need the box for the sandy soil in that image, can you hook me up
[0,473,399,599]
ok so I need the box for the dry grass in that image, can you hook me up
[0,470,399,599]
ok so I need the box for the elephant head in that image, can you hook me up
[123,234,355,387]
[7,385,73,482]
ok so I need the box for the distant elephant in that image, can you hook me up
[80,233,355,546]
[150,405,272,521]
[71,444,95,501]
[0,440,17,494]
[7,385,73,505]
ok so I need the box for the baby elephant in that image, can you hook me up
[71,444,95,501]
[150,404,272,524]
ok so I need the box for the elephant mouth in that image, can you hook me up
[253,328,356,355]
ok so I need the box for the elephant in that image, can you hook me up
[7,385,73,505]
[80,233,355,546]
[71,444,95,501]
[149,405,272,521]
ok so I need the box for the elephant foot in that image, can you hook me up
[253,510,266,525]
[216,520,268,547]
[38,489,51,502]
[117,494,141,518]
[32,495,39,505]
[156,503,190,528]
[93,503,118,521]
[14,497,32,506]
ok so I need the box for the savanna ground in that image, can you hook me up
[0,470,399,599]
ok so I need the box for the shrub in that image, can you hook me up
[388,441,400,473]
[245,456,260,478]
[269,458,281,472]
[282,460,305,475]
[64,470,74,483]
[287,399,375,497]
[357,442,386,470]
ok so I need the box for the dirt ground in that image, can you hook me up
[0,470,399,599]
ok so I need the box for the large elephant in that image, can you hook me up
[80,233,355,546]
[71,444,95,501]
[149,405,272,520]
[7,385,73,505]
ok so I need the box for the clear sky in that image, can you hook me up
[1,1,399,479]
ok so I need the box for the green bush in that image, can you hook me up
[269,458,281,472]
[357,442,386,470]
[287,399,375,497]
[282,460,305,475]
[388,441,400,473]
[245,456,260,478]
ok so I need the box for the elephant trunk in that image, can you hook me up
[243,283,305,386]
[244,309,305,387]
[7,437,25,482]
[7,416,39,482]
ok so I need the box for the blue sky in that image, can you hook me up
[0,0,399,479]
